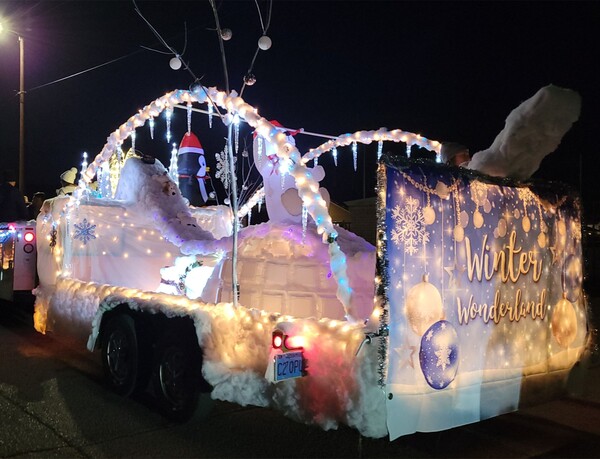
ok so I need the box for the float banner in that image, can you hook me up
[381,158,588,440]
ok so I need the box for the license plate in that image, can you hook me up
[273,351,304,381]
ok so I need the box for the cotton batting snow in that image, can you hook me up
[34,154,386,438]
[467,84,581,180]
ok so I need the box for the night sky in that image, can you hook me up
[1,1,598,219]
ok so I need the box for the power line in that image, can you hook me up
[26,49,145,93]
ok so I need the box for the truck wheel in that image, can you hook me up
[151,332,204,422]
[101,314,139,397]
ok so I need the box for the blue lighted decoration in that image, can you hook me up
[73,218,97,245]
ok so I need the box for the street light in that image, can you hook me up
[0,19,26,194]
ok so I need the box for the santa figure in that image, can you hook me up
[177,132,209,207]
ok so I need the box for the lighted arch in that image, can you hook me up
[74,86,359,320]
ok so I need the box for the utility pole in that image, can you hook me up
[18,34,25,194]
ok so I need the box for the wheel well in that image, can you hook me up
[97,304,207,387]
[98,305,200,349]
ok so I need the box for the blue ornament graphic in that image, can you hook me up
[419,320,459,390]
[73,218,97,245]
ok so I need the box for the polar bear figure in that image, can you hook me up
[253,121,330,224]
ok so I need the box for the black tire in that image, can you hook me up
[101,314,139,397]
[151,331,206,422]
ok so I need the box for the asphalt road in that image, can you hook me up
[1,301,600,458]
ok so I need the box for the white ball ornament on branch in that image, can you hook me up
[169,56,182,70]
[221,28,232,41]
[243,73,257,86]
[258,35,272,50]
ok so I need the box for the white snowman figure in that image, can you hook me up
[253,120,330,224]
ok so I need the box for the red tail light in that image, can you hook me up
[272,329,304,352]
[284,335,304,350]
[272,331,284,349]
[24,231,35,243]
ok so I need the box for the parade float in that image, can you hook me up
[29,83,591,440]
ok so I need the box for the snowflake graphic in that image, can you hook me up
[73,218,97,245]
[215,150,236,190]
[391,196,429,255]
[435,346,452,371]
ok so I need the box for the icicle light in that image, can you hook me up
[165,107,173,143]
[187,102,192,134]
[233,113,240,154]
[98,161,111,198]
[149,116,155,139]
[81,151,88,173]
[168,142,179,186]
